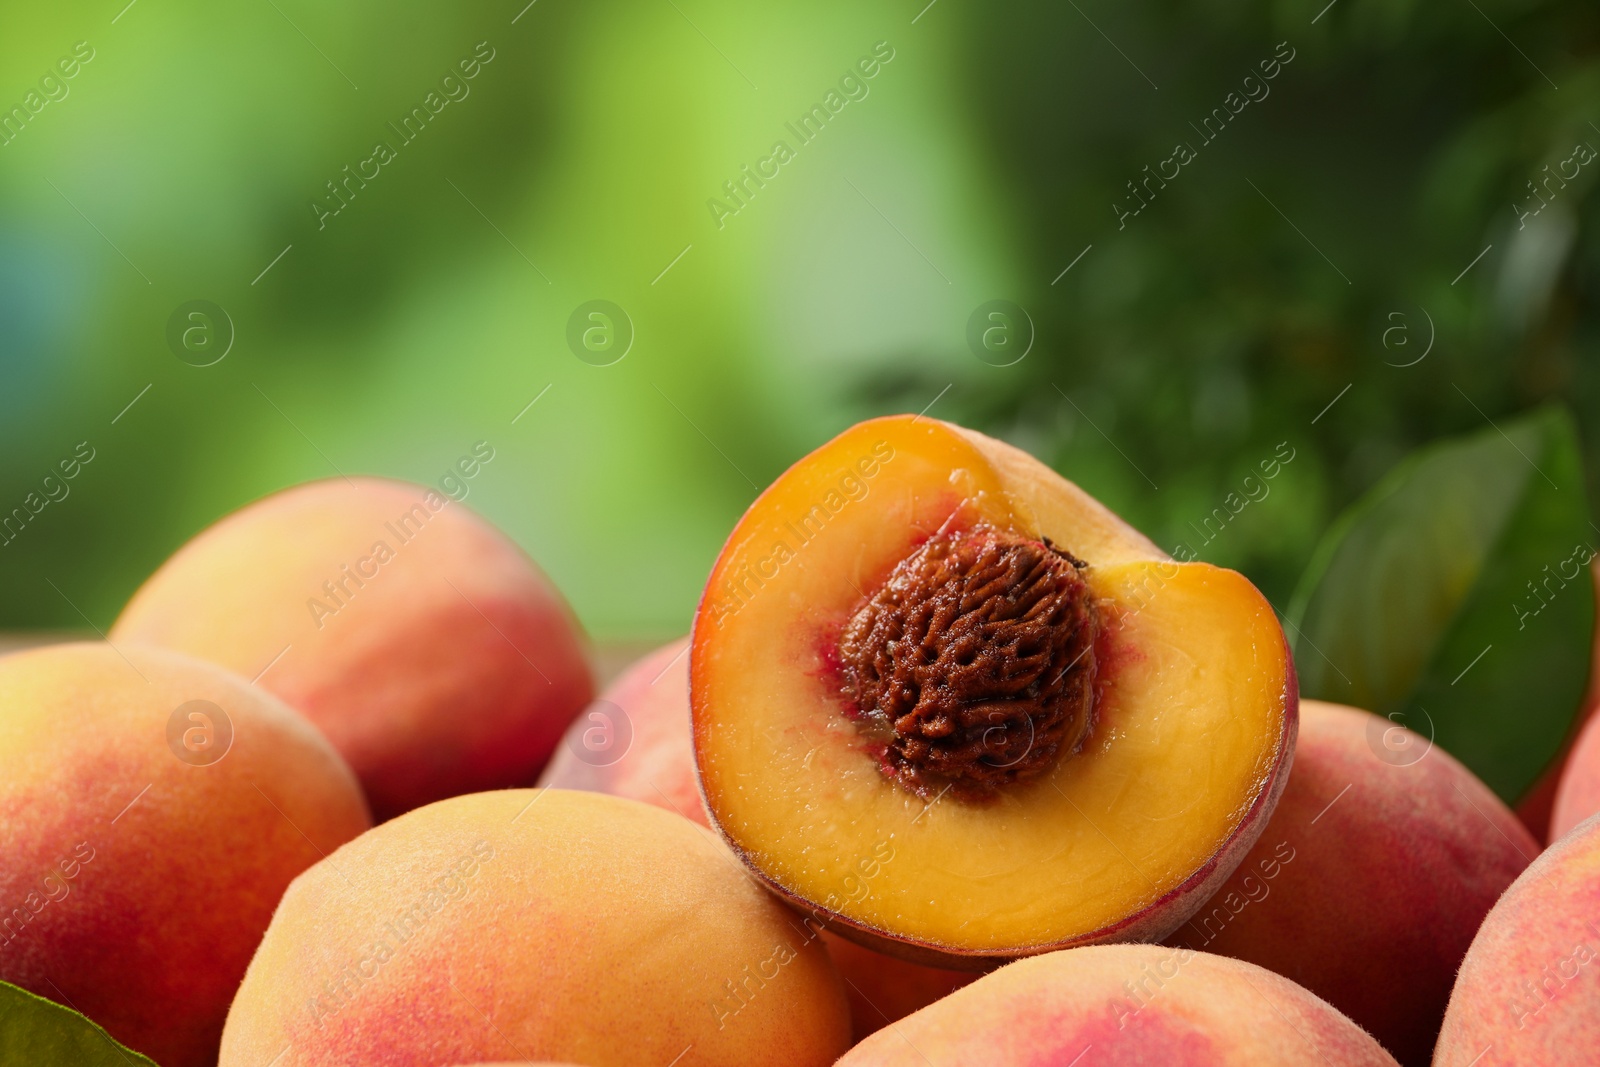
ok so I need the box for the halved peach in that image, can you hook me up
[691,415,1296,966]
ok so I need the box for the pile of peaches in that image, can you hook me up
[4,415,1599,1067]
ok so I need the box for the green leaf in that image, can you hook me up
[1288,405,1596,802]
[0,980,160,1066]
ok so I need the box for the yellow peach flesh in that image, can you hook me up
[692,416,1295,958]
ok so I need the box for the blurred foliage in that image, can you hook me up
[0,0,1596,640]
[1290,407,1594,801]
[917,0,1600,611]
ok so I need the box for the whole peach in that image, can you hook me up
[219,789,851,1066]
[1167,700,1535,1065]
[1434,811,1600,1065]
[0,643,370,1067]
[112,476,593,819]
[837,943,1398,1066]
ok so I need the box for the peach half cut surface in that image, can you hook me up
[690,415,1297,967]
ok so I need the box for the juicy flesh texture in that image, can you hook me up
[692,416,1293,955]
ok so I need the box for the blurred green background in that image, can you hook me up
[1,0,1596,643]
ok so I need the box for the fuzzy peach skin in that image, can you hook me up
[219,789,851,1067]
[837,943,1398,1066]
[539,638,977,1038]
[111,476,594,820]
[538,638,703,822]
[1550,710,1600,840]
[1434,811,1600,1065]
[1164,700,1534,1066]
[0,643,370,1067]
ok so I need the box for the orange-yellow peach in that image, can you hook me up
[0,643,370,1067]
[837,943,1399,1066]
[111,476,594,820]
[1434,811,1600,1065]
[1166,700,1534,1066]
[693,416,1297,964]
[539,639,978,1037]
[218,789,851,1067]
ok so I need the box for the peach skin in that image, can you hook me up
[0,642,370,1067]
[1434,811,1600,1066]
[837,943,1400,1066]
[111,476,593,820]
[539,637,978,1038]
[219,789,851,1067]
[539,637,702,822]
[1167,700,1535,1066]
[1550,709,1600,840]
